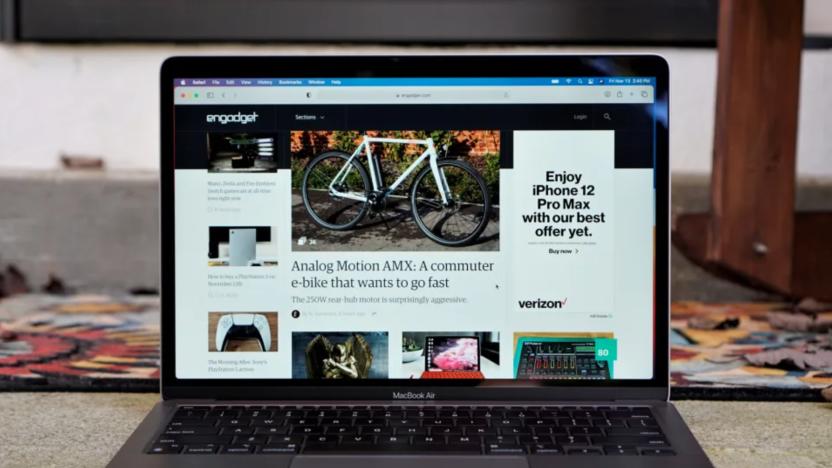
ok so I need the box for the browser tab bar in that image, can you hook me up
[174,85,654,105]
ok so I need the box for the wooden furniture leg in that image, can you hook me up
[673,0,832,300]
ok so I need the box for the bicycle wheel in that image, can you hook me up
[301,151,370,230]
[410,159,491,246]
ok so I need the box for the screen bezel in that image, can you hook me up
[160,55,670,401]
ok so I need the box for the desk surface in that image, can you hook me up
[0,393,829,467]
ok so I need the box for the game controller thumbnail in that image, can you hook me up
[215,313,271,352]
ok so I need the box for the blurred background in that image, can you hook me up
[0,0,830,403]
[0,6,830,468]
[0,0,829,298]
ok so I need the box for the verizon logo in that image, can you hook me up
[518,298,567,309]
[205,111,259,125]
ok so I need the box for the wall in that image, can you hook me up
[0,44,830,178]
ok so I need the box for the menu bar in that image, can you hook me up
[174,77,656,87]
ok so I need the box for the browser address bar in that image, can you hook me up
[314,88,510,103]
[175,85,654,104]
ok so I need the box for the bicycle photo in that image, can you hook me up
[290,130,500,252]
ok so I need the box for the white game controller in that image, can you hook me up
[214,313,271,352]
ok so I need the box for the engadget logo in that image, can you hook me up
[518,297,567,309]
[205,111,259,125]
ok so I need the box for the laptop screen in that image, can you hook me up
[172,75,657,382]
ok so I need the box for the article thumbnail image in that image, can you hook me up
[290,130,500,252]
[292,332,389,379]
[207,132,278,173]
[401,331,500,379]
[208,312,278,352]
[207,226,278,267]
[512,333,615,380]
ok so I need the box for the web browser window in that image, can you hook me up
[172,77,657,381]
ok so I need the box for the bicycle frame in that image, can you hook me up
[328,136,452,205]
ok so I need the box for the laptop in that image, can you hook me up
[108,55,713,467]
[421,336,485,379]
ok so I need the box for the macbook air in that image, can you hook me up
[107,55,712,467]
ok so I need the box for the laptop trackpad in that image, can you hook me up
[291,456,528,468]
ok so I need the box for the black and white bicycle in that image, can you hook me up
[300,135,491,247]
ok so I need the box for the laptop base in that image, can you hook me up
[107,400,712,468]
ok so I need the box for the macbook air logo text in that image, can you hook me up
[392,391,436,400]
[205,112,259,125]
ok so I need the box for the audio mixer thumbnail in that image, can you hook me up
[515,338,610,380]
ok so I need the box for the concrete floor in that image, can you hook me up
[1,172,830,299]
[0,173,159,293]
[669,175,832,302]
[0,393,829,467]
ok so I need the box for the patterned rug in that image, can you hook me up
[1,294,830,399]
[0,294,159,391]
[670,301,832,401]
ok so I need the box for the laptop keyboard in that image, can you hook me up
[149,404,674,456]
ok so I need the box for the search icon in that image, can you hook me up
[603,112,612,121]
